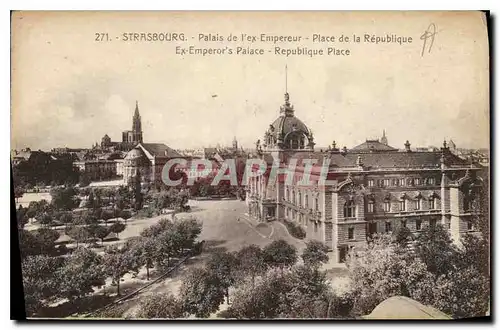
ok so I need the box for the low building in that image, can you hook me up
[122,142,184,184]
[73,159,117,180]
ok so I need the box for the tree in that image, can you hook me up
[14,186,24,202]
[206,251,240,304]
[59,212,73,227]
[119,209,132,223]
[236,245,267,288]
[458,233,489,277]
[66,225,89,247]
[56,247,106,303]
[179,267,225,318]
[414,224,458,276]
[79,173,91,187]
[263,239,298,271]
[301,240,329,269]
[346,234,433,316]
[38,212,53,227]
[173,217,202,253]
[136,293,184,319]
[91,225,110,245]
[285,265,345,318]
[22,255,64,315]
[18,230,40,258]
[131,173,144,211]
[50,186,79,211]
[126,236,155,281]
[103,245,140,296]
[101,210,113,226]
[110,221,126,239]
[392,226,414,247]
[32,227,60,255]
[16,205,29,229]
[223,268,293,319]
[420,266,489,318]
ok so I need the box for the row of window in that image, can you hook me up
[344,197,438,218]
[348,219,440,240]
[285,189,320,211]
[367,177,437,188]
[366,197,437,213]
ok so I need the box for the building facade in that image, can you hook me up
[73,159,117,180]
[122,143,184,185]
[247,92,487,263]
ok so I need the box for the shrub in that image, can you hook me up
[284,220,306,239]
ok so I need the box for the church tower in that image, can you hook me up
[381,129,388,145]
[132,101,143,143]
[232,136,238,150]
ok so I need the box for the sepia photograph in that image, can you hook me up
[10,10,490,320]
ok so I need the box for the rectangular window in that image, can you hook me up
[383,179,390,187]
[415,199,421,210]
[400,200,406,211]
[401,220,407,228]
[315,197,319,211]
[368,179,374,187]
[400,178,406,186]
[467,221,474,231]
[428,177,436,185]
[367,202,374,213]
[348,227,354,240]
[430,219,437,228]
[429,198,435,209]
[385,221,392,233]
[384,201,391,212]
[305,195,309,208]
[416,219,422,230]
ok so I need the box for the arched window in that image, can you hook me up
[344,200,356,218]
[292,191,296,205]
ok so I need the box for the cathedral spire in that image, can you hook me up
[132,100,143,143]
[381,129,388,145]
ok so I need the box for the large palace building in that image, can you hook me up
[246,92,487,263]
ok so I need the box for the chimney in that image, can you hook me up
[356,155,364,168]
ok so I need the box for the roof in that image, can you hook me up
[270,114,311,139]
[362,296,452,320]
[346,151,469,169]
[140,143,183,158]
[351,140,398,152]
[287,150,470,170]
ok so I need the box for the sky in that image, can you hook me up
[11,11,489,151]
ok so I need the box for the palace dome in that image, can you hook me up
[261,93,314,151]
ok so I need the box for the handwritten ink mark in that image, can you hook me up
[420,23,437,57]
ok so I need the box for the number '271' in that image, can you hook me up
[95,33,109,41]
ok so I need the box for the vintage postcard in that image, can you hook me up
[11,11,490,320]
